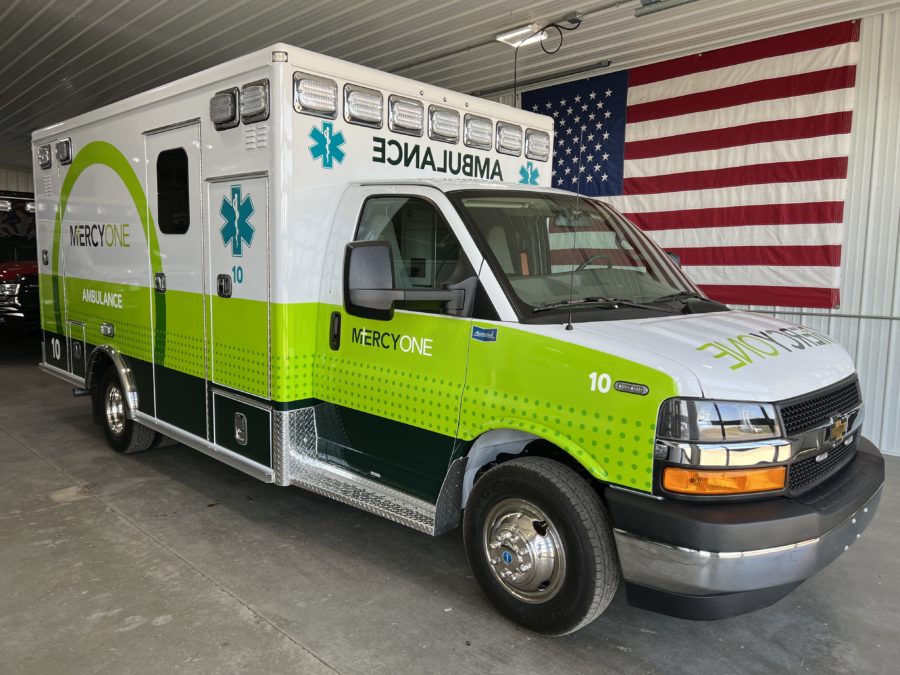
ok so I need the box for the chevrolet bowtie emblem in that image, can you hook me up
[829,415,848,443]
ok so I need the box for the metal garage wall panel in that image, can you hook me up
[733,11,900,456]
[0,167,33,192]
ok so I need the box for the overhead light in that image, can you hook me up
[496,23,547,48]
[635,0,698,17]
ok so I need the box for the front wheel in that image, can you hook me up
[463,457,619,635]
[99,368,155,453]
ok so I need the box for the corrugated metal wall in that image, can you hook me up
[494,10,900,455]
[0,167,33,193]
[738,10,900,456]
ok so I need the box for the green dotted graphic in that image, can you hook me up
[210,295,269,397]
[460,325,677,492]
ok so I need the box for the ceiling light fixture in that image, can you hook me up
[496,23,547,48]
[635,0,699,17]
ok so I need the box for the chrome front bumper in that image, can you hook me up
[614,484,882,596]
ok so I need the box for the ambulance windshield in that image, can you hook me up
[451,191,702,314]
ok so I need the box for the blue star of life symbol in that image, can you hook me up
[219,184,255,257]
[309,121,346,169]
[519,161,539,185]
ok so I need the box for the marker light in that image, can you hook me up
[464,114,492,150]
[428,106,459,143]
[210,88,239,130]
[525,129,551,161]
[293,73,337,118]
[37,144,52,170]
[662,466,786,495]
[241,79,270,124]
[55,138,72,165]
[496,122,523,156]
[272,50,288,62]
[344,84,383,127]
[389,95,424,136]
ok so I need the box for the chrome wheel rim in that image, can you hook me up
[482,498,566,604]
[105,383,125,435]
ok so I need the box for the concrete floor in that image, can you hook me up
[0,341,897,675]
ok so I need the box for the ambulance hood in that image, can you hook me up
[569,309,855,402]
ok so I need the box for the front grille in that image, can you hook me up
[779,378,861,436]
[788,436,857,494]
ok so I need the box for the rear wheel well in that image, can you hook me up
[87,351,114,425]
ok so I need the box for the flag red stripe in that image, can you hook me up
[699,284,839,309]
[549,249,641,266]
[667,245,841,267]
[623,202,845,231]
[626,66,856,124]
[623,157,848,195]
[628,21,860,87]
[624,111,853,160]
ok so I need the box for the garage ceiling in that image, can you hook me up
[1,0,899,171]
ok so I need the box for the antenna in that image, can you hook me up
[565,125,586,331]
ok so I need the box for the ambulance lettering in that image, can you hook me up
[372,137,503,180]
[351,327,433,356]
[81,288,123,309]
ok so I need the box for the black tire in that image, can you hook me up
[463,457,619,635]
[99,368,155,454]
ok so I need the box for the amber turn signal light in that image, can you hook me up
[662,465,786,495]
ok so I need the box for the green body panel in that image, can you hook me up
[461,326,677,491]
[210,295,269,397]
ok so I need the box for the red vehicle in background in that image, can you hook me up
[0,191,38,341]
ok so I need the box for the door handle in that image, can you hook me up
[329,311,341,350]
[154,272,166,293]
[217,273,232,298]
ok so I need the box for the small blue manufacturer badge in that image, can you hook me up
[502,550,513,564]
[471,326,498,342]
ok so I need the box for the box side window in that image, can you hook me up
[156,148,190,234]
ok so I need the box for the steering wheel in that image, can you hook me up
[576,253,612,271]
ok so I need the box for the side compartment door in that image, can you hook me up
[206,175,271,465]
[145,123,207,438]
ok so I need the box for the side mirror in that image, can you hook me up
[665,251,681,268]
[343,241,465,320]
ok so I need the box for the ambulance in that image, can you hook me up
[32,44,884,635]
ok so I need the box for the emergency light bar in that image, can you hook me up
[496,122,523,156]
[37,144,52,170]
[210,88,239,130]
[389,95,424,136]
[344,84,383,127]
[241,79,270,124]
[525,129,551,161]
[428,106,459,143]
[294,73,338,118]
[55,138,72,165]
[464,114,492,150]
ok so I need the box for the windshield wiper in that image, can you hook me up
[533,297,665,313]
[650,290,707,304]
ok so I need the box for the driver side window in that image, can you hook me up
[355,196,475,313]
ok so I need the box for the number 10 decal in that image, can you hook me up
[588,371,611,393]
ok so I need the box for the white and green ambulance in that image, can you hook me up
[32,44,884,635]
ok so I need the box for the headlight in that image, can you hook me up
[657,399,781,442]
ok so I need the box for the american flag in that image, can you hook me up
[522,21,860,309]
